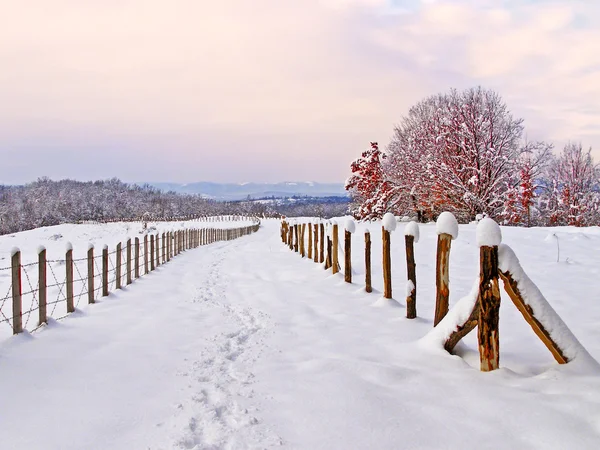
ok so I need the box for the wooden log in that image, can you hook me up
[499,271,568,364]
[405,235,417,318]
[344,230,352,283]
[116,242,122,289]
[38,248,47,326]
[162,233,166,263]
[382,228,392,299]
[135,237,140,278]
[313,224,319,263]
[434,233,452,326]
[66,247,74,313]
[332,224,339,274]
[102,246,109,297]
[444,299,480,353]
[478,245,501,372]
[307,223,313,260]
[365,231,372,293]
[11,250,22,334]
[88,247,95,304]
[126,239,132,285]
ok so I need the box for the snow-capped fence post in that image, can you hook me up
[144,235,149,274]
[382,213,396,299]
[319,223,325,263]
[11,248,22,334]
[404,221,420,319]
[102,246,109,297]
[116,243,122,289]
[477,219,502,372]
[308,222,313,260]
[435,213,458,326]
[126,239,132,285]
[345,220,355,283]
[66,244,75,313]
[87,246,95,304]
[38,247,47,326]
[365,230,372,293]
[134,238,140,278]
[313,223,319,263]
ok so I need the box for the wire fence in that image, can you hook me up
[0,217,261,342]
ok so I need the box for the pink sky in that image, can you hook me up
[1,0,599,184]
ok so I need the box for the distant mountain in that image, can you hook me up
[141,181,348,201]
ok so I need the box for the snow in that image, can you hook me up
[404,221,420,242]
[476,217,502,247]
[37,245,46,254]
[10,246,19,257]
[66,241,73,251]
[87,242,94,251]
[382,212,397,232]
[406,279,415,296]
[436,211,458,239]
[345,219,356,234]
[0,219,600,448]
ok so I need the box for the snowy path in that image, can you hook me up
[1,220,600,449]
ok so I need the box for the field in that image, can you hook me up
[0,218,599,449]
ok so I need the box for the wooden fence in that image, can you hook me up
[280,215,593,372]
[1,218,260,340]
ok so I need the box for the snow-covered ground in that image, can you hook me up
[0,218,599,449]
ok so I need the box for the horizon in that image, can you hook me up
[1,1,599,184]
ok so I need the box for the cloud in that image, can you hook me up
[0,0,599,184]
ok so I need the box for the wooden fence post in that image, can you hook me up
[294,224,299,252]
[288,225,294,250]
[135,237,140,278]
[382,213,397,299]
[434,213,459,326]
[382,227,392,298]
[405,235,416,318]
[300,224,306,257]
[66,244,74,313]
[38,247,47,326]
[102,245,109,297]
[144,235,149,274]
[11,249,22,334]
[332,223,339,274]
[319,223,325,263]
[116,242,122,289]
[88,245,95,303]
[325,227,332,270]
[308,222,313,260]
[365,230,372,293]
[150,235,155,271]
[155,234,160,266]
[404,221,419,319]
[126,239,132,285]
[344,220,355,283]
[477,219,502,372]
[313,223,319,263]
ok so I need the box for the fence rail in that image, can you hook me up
[1,217,260,341]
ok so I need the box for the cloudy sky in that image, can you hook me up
[1,0,599,184]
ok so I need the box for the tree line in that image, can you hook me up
[0,178,350,235]
[345,86,599,226]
